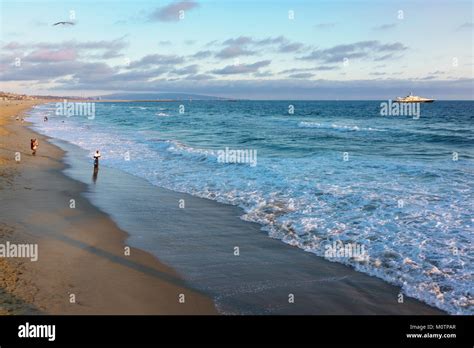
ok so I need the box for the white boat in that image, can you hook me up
[395,93,435,103]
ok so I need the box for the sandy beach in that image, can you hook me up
[0,100,216,314]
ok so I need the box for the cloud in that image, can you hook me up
[186,73,215,80]
[99,50,124,59]
[256,36,287,45]
[377,42,406,51]
[91,67,168,83]
[288,73,314,79]
[257,36,307,53]
[372,23,397,31]
[214,35,306,58]
[253,70,273,77]
[159,40,173,46]
[222,36,254,46]
[278,42,304,53]
[2,41,25,50]
[457,22,473,30]
[215,45,256,58]
[417,75,437,80]
[149,1,199,22]
[280,65,338,75]
[300,40,407,63]
[0,63,72,81]
[280,67,314,74]
[128,54,184,68]
[25,48,77,63]
[2,33,468,100]
[41,38,127,51]
[215,36,256,58]
[0,61,116,81]
[0,38,130,82]
[1,38,129,58]
[315,65,338,71]
[192,50,212,59]
[171,64,199,75]
[205,40,219,47]
[211,60,271,74]
[0,52,18,66]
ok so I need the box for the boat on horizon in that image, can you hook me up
[395,93,435,103]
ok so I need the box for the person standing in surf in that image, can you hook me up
[93,150,101,168]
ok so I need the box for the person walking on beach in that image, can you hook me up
[31,138,38,155]
[93,150,101,168]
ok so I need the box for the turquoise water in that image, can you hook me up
[28,100,473,314]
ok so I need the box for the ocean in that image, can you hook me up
[27,100,473,314]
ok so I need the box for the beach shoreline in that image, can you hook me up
[0,100,217,314]
[1,100,449,315]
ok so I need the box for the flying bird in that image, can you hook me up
[53,21,75,26]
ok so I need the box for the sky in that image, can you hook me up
[0,0,473,99]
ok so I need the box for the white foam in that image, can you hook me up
[299,121,383,132]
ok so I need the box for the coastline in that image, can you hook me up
[1,100,448,315]
[0,100,217,314]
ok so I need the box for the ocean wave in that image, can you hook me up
[166,140,217,158]
[299,121,384,132]
[27,102,474,315]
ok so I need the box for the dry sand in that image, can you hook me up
[0,100,216,314]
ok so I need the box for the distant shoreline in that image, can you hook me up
[93,99,241,102]
[42,99,474,102]
[95,99,185,103]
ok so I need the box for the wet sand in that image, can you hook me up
[0,100,216,314]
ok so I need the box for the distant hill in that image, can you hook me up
[97,93,226,101]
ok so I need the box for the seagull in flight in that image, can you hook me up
[53,21,75,26]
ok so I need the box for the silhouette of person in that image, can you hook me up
[93,150,101,168]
